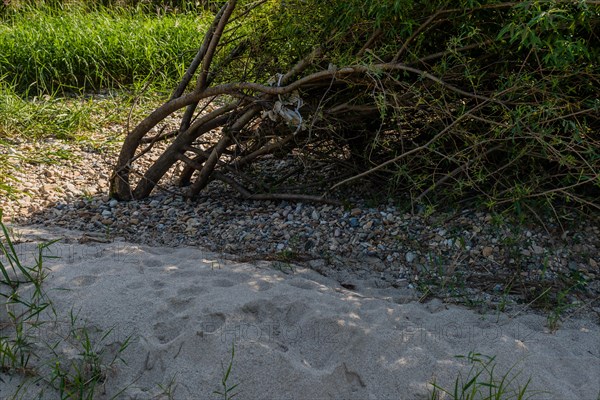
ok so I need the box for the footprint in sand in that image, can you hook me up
[196,312,226,336]
[167,296,195,313]
[323,363,366,393]
[212,278,236,288]
[126,281,145,290]
[143,258,162,268]
[178,285,207,296]
[151,280,166,289]
[152,314,190,344]
[70,275,98,287]
[288,279,318,290]
[248,279,273,292]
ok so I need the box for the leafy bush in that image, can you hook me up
[110,0,598,215]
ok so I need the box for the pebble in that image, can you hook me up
[1,136,598,320]
[405,252,417,263]
[531,244,544,255]
[41,184,56,194]
[482,246,494,257]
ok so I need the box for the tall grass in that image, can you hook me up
[0,4,210,95]
[0,81,93,139]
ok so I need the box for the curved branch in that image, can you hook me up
[170,2,229,100]
[214,172,342,205]
[196,0,238,91]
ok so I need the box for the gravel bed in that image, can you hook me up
[1,139,599,323]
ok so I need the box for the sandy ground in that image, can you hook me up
[1,227,599,400]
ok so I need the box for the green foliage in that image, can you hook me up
[0,217,132,398]
[0,82,93,139]
[1,0,599,212]
[1,213,56,374]
[241,0,599,212]
[430,352,538,400]
[0,4,210,94]
[498,0,599,67]
[214,342,240,400]
[45,310,132,399]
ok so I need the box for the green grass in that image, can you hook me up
[0,4,210,95]
[0,80,165,141]
[0,215,133,398]
[44,310,132,399]
[1,203,241,400]
[214,342,240,400]
[0,3,207,197]
[0,81,165,198]
[429,352,541,400]
[0,81,93,139]
[1,211,56,375]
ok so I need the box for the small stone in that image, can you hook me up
[65,182,79,194]
[405,252,417,263]
[150,200,160,207]
[482,246,494,257]
[363,221,373,230]
[589,258,598,269]
[101,210,112,218]
[311,210,320,220]
[568,261,579,271]
[101,218,113,225]
[350,208,362,216]
[334,228,341,237]
[531,245,544,255]
[349,218,359,227]
[130,218,140,225]
[109,199,118,208]
[41,184,56,194]
[187,218,201,227]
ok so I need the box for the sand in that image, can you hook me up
[1,227,599,399]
